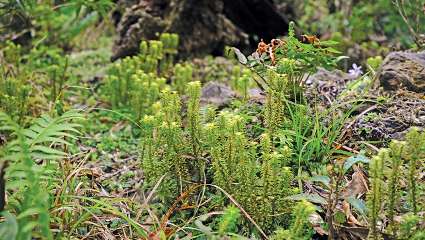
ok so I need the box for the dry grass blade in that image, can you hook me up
[207,184,269,239]
[141,174,166,215]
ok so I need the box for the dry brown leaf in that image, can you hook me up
[111,121,126,133]
[309,213,327,235]
[339,226,369,240]
[343,200,363,226]
[341,168,368,198]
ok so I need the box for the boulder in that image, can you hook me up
[352,94,425,143]
[200,82,237,108]
[111,0,291,61]
[376,51,425,93]
[248,88,266,104]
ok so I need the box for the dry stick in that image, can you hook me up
[155,182,268,239]
[359,141,380,153]
[0,161,8,212]
[326,177,336,239]
[340,105,377,141]
[151,185,202,238]
[143,174,166,206]
[135,174,166,227]
[395,0,422,47]
[54,149,94,207]
[99,162,138,181]
[335,143,359,154]
[326,170,345,240]
[207,184,269,239]
[171,179,212,236]
[52,2,76,10]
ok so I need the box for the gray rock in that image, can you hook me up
[111,0,292,61]
[352,95,425,143]
[305,68,356,104]
[200,82,236,108]
[376,51,425,92]
[112,0,247,61]
[248,88,265,104]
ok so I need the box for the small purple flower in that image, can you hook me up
[348,63,363,78]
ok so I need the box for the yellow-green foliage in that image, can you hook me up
[1,41,73,121]
[141,90,186,200]
[159,33,179,72]
[187,81,202,161]
[0,42,28,120]
[0,72,30,122]
[367,128,425,239]
[131,71,167,119]
[264,70,286,137]
[1,41,22,66]
[141,87,296,231]
[230,66,252,101]
[206,112,247,190]
[105,66,168,115]
[398,214,425,240]
[218,205,241,236]
[138,33,179,74]
[386,140,404,235]
[140,83,204,201]
[0,42,51,121]
[367,56,383,71]
[205,112,296,232]
[271,200,316,240]
[403,129,425,214]
[104,33,179,118]
[367,150,385,240]
[26,46,70,103]
[173,63,193,94]
[230,66,242,90]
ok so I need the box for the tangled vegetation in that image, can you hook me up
[0,1,424,240]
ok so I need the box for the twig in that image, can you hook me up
[359,141,380,153]
[340,105,378,141]
[207,184,269,239]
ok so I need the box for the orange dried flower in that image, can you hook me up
[270,38,284,50]
[269,46,276,65]
[256,39,268,55]
[302,34,320,45]
[255,39,285,65]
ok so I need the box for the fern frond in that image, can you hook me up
[25,110,83,144]
[0,109,84,240]
[4,110,84,160]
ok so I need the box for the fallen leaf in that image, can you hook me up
[341,168,368,198]
[343,200,363,226]
[309,212,327,235]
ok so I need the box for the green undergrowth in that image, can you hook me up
[0,9,424,240]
